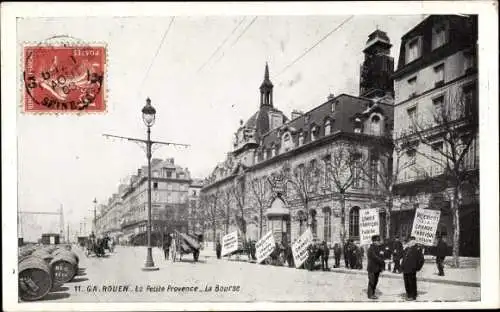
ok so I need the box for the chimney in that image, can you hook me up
[291,109,303,120]
[327,93,335,101]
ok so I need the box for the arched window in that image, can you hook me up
[323,207,332,243]
[371,114,382,136]
[349,206,360,239]
[324,119,331,136]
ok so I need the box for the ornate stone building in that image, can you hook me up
[200,30,396,247]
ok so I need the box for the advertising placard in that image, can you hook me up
[255,231,276,264]
[360,208,380,245]
[292,228,313,268]
[411,208,441,246]
[221,231,240,257]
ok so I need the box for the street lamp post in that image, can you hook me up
[142,98,159,271]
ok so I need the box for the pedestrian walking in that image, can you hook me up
[216,239,222,259]
[392,237,403,273]
[333,243,341,268]
[367,235,385,300]
[162,234,171,260]
[321,241,330,271]
[169,233,177,262]
[349,240,357,269]
[435,235,448,276]
[401,236,425,301]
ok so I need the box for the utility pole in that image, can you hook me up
[103,98,189,272]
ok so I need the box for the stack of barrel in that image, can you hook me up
[18,244,79,301]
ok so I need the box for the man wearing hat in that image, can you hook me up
[367,235,385,299]
[401,236,425,301]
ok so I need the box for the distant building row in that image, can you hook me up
[95,158,204,246]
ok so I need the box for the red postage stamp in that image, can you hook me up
[23,45,106,113]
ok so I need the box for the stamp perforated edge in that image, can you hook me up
[19,36,109,116]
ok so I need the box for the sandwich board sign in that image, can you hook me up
[255,231,276,264]
[360,208,380,245]
[221,231,240,257]
[292,228,313,268]
[411,208,441,246]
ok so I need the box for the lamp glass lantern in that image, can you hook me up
[142,98,156,127]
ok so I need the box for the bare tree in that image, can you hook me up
[325,142,368,246]
[205,190,222,244]
[249,177,272,238]
[219,189,233,234]
[409,86,478,267]
[281,159,320,232]
[231,175,247,240]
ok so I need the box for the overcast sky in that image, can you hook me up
[17,14,427,240]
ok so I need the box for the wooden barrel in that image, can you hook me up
[50,254,77,283]
[52,249,79,265]
[30,250,54,264]
[18,256,53,301]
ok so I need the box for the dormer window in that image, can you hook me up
[354,118,363,133]
[311,125,319,141]
[271,145,276,158]
[325,119,331,136]
[432,22,449,50]
[370,115,382,136]
[298,132,304,146]
[406,37,422,64]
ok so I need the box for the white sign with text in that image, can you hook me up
[292,228,313,268]
[221,231,240,257]
[255,231,276,264]
[360,208,380,245]
[411,208,441,246]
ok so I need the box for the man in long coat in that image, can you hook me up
[333,243,341,268]
[435,235,448,276]
[367,235,385,299]
[392,237,404,273]
[401,236,425,301]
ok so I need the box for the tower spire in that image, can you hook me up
[260,62,274,107]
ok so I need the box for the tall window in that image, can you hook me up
[432,22,448,50]
[407,105,418,125]
[407,76,418,98]
[463,84,477,117]
[406,37,421,63]
[349,207,360,238]
[352,153,362,188]
[323,207,332,243]
[324,119,331,136]
[311,126,317,141]
[310,210,318,239]
[323,154,331,187]
[463,49,476,73]
[298,132,304,146]
[431,141,444,169]
[434,64,445,86]
[433,95,444,118]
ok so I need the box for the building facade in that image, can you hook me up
[95,158,204,246]
[391,15,479,256]
[200,30,396,247]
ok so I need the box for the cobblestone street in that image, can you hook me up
[43,246,480,302]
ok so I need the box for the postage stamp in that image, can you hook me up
[22,44,106,113]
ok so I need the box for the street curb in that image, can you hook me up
[202,253,480,288]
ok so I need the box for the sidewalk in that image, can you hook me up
[199,247,480,288]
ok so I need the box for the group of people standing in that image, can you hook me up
[367,235,425,301]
